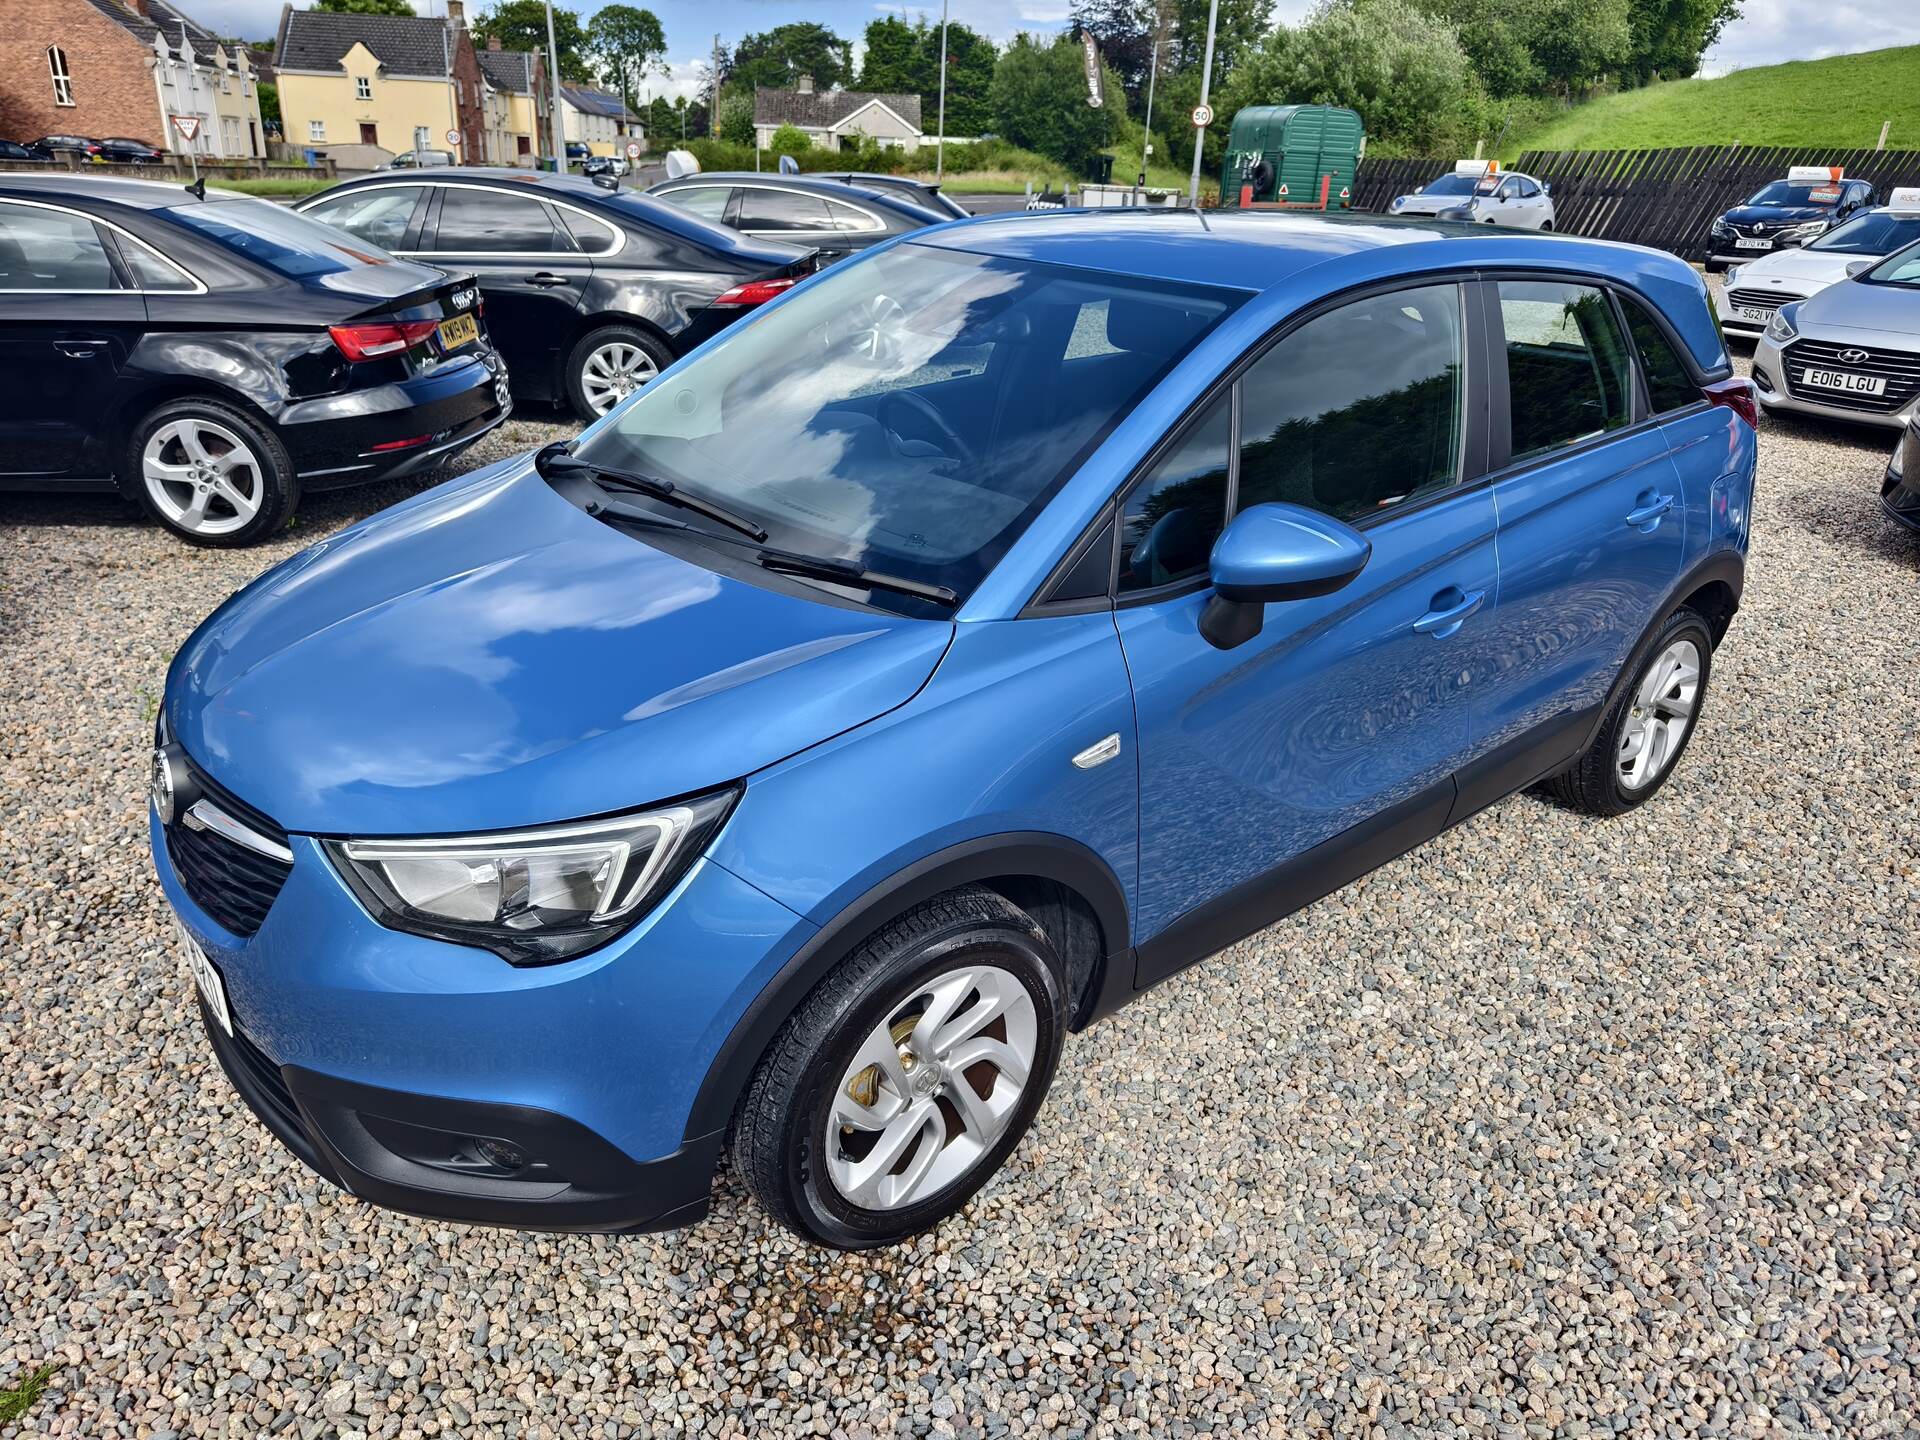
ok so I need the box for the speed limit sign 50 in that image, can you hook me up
[1191,103,1214,128]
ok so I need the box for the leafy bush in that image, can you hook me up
[768,123,815,158]
[716,94,755,146]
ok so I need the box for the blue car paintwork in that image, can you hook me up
[153,210,1752,1228]
[1208,502,1371,597]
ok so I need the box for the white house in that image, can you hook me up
[752,75,922,154]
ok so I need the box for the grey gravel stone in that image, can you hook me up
[1,338,1917,1440]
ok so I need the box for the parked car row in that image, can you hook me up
[3,134,168,164]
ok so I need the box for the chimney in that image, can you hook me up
[124,0,148,15]
[487,34,501,50]
[796,73,813,94]
[446,0,464,25]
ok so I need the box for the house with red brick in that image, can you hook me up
[0,0,265,158]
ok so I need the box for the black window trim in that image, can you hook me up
[1029,271,1488,614]
[323,179,628,259]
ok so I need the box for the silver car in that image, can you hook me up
[1753,240,1920,429]
[1389,168,1555,230]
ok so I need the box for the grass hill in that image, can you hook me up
[1500,45,1920,158]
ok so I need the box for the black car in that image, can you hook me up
[1707,176,1876,271]
[646,172,947,267]
[0,140,51,164]
[0,174,509,546]
[98,137,168,164]
[811,170,972,220]
[1885,415,1919,532]
[299,169,814,419]
[27,134,103,164]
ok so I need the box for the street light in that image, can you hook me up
[545,0,567,170]
[1187,0,1220,206]
[935,0,949,181]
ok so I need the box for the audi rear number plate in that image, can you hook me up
[1734,237,1773,250]
[177,918,231,1035]
[1734,306,1772,323]
[437,313,479,351]
[1802,367,1886,396]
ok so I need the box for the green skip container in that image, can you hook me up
[1219,104,1365,209]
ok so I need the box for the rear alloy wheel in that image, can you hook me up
[565,324,670,421]
[735,887,1066,1249]
[128,399,297,547]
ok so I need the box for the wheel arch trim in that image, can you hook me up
[683,832,1130,1145]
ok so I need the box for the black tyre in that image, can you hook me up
[1543,606,1714,817]
[125,397,298,547]
[734,887,1067,1250]
[564,323,672,422]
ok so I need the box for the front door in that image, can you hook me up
[415,184,593,402]
[1467,278,1687,784]
[1118,282,1497,983]
[0,200,145,480]
[359,122,378,146]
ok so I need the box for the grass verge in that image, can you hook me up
[207,176,335,199]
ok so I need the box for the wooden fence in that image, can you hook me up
[1352,147,1920,261]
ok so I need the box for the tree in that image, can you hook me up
[257,80,281,131]
[586,5,665,111]
[717,93,755,145]
[768,123,812,158]
[644,94,678,140]
[990,33,1119,175]
[858,18,997,140]
[859,17,925,95]
[1624,0,1741,84]
[1527,0,1631,95]
[730,24,853,95]
[315,0,415,13]
[474,2,593,83]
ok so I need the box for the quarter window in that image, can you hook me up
[1496,279,1632,462]
[117,234,198,291]
[431,188,568,253]
[825,198,882,232]
[0,204,119,290]
[48,46,74,107]
[1618,295,1699,415]
[1238,283,1465,522]
[1118,392,1231,594]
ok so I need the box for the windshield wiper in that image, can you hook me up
[535,443,768,541]
[573,493,957,608]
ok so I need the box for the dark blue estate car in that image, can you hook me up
[154,211,1758,1248]
[1707,175,1876,270]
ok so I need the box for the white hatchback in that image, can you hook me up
[1717,204,1920,339]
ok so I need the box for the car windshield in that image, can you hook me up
[572,243,1240,611]
[1420,174,1478,196]
[1808,211,1920,254]
[1861,240,1920,288]
[1745,182,1839,207]
[163,195,397,276]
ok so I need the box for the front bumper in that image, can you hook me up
[155,804,816,1233]
[1752,333,1920,431]
[1885,440,1920,531]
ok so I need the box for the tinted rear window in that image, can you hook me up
[163,196,396,276]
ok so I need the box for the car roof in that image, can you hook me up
[0,172,214,209]
[652,171,943,220]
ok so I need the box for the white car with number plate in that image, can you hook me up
[1753,238,1920,430]
[1716,196,1920,339]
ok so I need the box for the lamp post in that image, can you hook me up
[935,0,949,181]
[545,1,566,170]
[1186,0,1220,206]
[1138,36,1163,196]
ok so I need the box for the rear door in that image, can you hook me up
[1465,276,1687,797]
[414,183,594,401]
[0,199,146,480]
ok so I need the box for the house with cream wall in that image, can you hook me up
[752,76,922,154]
[559,86,642,157]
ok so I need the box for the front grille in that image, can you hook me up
[226,1018,304,1135]
[1781,338,1920,415]
[164,762,292,937]
[1727,287,1792,317]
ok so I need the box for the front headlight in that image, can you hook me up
[1711,218,1730,236]
[1766,301,1801,344]
[1724,265,1742,287]
[1390,195,1406,211]
[326,789,739,964]
[1781,221,1827,243]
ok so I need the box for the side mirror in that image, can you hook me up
[1199,503,1371,650]
[1846,258,1875,278]
[1540,182,1552,196]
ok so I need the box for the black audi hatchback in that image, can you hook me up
[0,174,509,546]
[298,169,816,419]
[647,172,948,268]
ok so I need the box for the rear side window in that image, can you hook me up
[304,186,422,250]
[1496,279,1632,462]
[1619,295,1699,414]
[0,203,119,289]
[432,188,569,253]
[1238,283,1465,521]
[1118,391,1231,593]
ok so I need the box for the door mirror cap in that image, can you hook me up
[1540,182,1552,196]
[1845,258,1875,277]
[1200,503,1371,649]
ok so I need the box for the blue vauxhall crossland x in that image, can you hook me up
[152,211,1757,1249]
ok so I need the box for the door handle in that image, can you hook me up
[526,272,571,287]
[1624,493,1675,531]
[54,338,109,358]
[1412,587,1486,638]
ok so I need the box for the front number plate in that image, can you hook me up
[1734,237,1773,250]
[1735,306,1772,323]
[437,313,479,351]
[177,919,232,1035]
[1802,367,1886,396]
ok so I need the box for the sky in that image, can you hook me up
[184,0,1919,104]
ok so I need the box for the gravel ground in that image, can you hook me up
[2,348,1917,1438]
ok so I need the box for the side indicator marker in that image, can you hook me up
[1072,734,1122,770]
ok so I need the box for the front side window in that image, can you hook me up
[1619,295,1698,415]
[1496,279,1632,462]
[1239,283,1465,521]
[432,188,567,253]
[303,186,423,250]
[1118,392,1231,594]
[0,204,117,290]
[48,47,73,106]
[1861,239,1920,287]
[575,243,1237,611]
